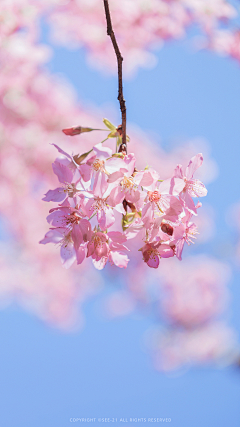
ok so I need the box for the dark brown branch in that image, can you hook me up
[103,0,127,151]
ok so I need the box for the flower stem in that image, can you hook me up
[103,0,127,152]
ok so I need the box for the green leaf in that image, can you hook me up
[73,149,93,165]
[108,130,119,138]
[103,118,116,131]
[112,153,124,158]
[121,212,140,231]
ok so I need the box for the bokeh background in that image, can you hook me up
[1,1,240,426]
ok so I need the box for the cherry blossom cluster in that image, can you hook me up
[0,24,215,330]
[47,0,238,76]
[40,122,207,271]
[149,321,238,371]
[1,0,239,78]
[0,0,239,370]
[103,251,237,370]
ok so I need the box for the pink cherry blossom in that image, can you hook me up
[141,191,183,229]
[173,153,208,214]
[171,211,199,260]
[41,130,210,273]
[46,0,238,76]
[107,153,141,206]
[86,229,129,270]
[40,227,77,269]
[149,322,238,372]
[85,195,115,231]
[141,242,174,268]
[1,0,239,374]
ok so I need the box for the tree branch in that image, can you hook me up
[103,0,127,151]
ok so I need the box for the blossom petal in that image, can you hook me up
[92,256,108,270]
[97,207,115,230]
[79,219,92,242]
[159,178,185,196]
[87,241,95,257]
[141,202,154,228]
[109,251,129,268]
[134,169,159,190]
[93,171,108,198]
[123,153,136,176]
[93,143,112,160]
[42,188,66,203]
[85,199,95,218]
[147,255,159,269]
[52,160,73,184]
[187,179,208,198]
[176,239,185,260]
[79,163,92,182]
[174,164,184,179]
[185,153,203,180]
[46,210,68,227]
[164,196,183,220]
[108,186,125,207]
[76,246,86,265]
[108,231,127,243]
[107,170,124,184]
[181,191,197,215]
[51,143,72,160]
[114,202,126,214]
[95,241,109,258]
[60,244,76,269]
[124,224,143,240]
[39,228,64,244]
[127,188,141,203]
[72,224,83,250]
[158,244,174,258]
[106,157,128,174]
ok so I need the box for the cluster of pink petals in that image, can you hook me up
[205,29,240,64]
[0,0,43,42]
[46,0,238,76]
[158,256,230,327]
[0,18,111,328]
[0,29,216,329]
[105,255,230,321]
[41,133,208,271]
[0,243,103,330]
[0,0,239,79]
[149,322,238,372]
[0,0,239,372]
[226,202,240,264]
[103,253,235,370]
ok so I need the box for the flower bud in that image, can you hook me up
[73,149,93,165]
[62,126,93,136]
[161,222,174,236]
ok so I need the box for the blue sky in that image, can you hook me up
[1,22,240,427]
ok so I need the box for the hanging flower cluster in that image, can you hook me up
[40,119,207,270]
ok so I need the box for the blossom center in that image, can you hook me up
[121,176,134,190]
[148,191,161,203]
[93,159,105,172]
[146,247,159,261]
[93,235,103,248]
[93,197,106,212]
[65,211,81,225]
[185,225,199,245]
[161,222,173,236]
[63,183,77,197]
[184,179,203,197]
[60,232,73,248]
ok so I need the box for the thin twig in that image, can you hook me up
[103,0,127,151]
